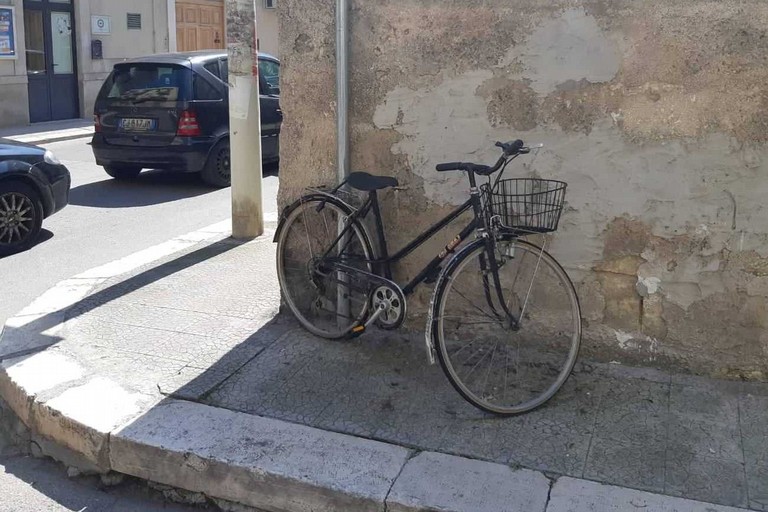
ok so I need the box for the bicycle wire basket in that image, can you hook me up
[481,178,567,234]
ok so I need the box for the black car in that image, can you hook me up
[91,50,281,188]
[0,139,70,256]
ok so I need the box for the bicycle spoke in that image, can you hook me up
[519,241,546,324]
[436,315,503,325]
[461,345,494,383]
[447,281,499,323]
[278,198,373,339]
[481,339,501,399]
[300,206,315,260]
[446,338,480,359]
[505,251,526,312]
[435,239,580,415]
[503,344,510,402]
[321,208,331,241]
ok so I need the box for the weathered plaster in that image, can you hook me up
[514,8,622,95]
[280,0,768,377]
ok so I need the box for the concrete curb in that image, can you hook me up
[0,222,755,512]
[5,128,95,146]
[548,477,750,512]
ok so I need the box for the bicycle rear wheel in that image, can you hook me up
[276,196,374,339]
[431,237,581,415]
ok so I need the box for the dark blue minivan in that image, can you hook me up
[91,51,281,187]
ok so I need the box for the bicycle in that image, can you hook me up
[274,140,581,415]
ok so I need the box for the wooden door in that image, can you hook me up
[176,0,224,52]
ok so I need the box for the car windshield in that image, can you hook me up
[101,64,190,103]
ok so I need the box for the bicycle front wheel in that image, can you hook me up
[432,237,581,415]
[276,196,374,339]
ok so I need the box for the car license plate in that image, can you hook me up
[120,118,156,131]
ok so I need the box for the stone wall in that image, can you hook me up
[278,0,768,378]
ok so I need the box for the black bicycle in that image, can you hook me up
[275,140,581,415]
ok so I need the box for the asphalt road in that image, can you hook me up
[0,136,278,509]
[0,454,209,511]
[0,136,279,327]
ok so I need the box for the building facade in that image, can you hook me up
[278,0,768,378]
[0,0,277,128]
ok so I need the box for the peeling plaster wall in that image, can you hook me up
[279,0,768,379]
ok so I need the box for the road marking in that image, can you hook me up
[0,218,240,360]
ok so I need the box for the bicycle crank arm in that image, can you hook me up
[346,302,388,339]
[364,302,387,327]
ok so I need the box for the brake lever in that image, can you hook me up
[519,143,544,155]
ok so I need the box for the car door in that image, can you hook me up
[257,58,281,161]
[217,57,281,160]
[193,59,228,140]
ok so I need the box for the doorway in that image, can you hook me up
[24,0,79,123]
[176,0,225,52]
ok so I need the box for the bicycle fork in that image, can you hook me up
[481,237,521,329]
[423,236,522,366]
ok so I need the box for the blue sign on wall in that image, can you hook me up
[0,6,16,59]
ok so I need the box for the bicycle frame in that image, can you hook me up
[311,151,529,330]
[318,190,482,293]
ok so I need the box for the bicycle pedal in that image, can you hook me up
[347,325,366,339]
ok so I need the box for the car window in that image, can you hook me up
[258,59,280,93]
[194,73,222,100]
[101,64,190,102]
[219,59,228,82]
[204,61,221,80]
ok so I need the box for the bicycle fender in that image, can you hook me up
[425,237,488,364]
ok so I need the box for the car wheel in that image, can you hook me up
[0,181,44,257]
[104,165,142,180]
[201,139,231,188]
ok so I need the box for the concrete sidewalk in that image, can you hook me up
[0,221,765,511]
[0,119,94,145]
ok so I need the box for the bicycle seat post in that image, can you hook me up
[368,190,392,280]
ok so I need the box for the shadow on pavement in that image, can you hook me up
[32,229,54,249]
[4,227,766,511]
[0,237,244,362]
[68,170,218,208]
[0,230,53,262]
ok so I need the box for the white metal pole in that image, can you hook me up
[228,0,264,239]
[336,0,349,182]
[336,0,350,326]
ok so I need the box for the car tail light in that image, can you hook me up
[94,114,102,133]
[177,110,201,136]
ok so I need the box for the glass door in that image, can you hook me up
[24,0,78,123]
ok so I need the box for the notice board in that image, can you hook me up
[0,6,16,59]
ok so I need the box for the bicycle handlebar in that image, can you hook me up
[495,139,526,156]
[435,139,534,176]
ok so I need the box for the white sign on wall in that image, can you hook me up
[91,15,111,35]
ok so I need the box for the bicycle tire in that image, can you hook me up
[431,236,581,415]
[276,195,375,339]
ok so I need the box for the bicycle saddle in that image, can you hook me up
[347,172,399,191]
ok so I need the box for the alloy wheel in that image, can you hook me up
[217,148,231,180]
[0,192,35,246]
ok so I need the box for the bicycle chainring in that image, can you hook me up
[371,284,407,330]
